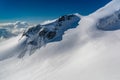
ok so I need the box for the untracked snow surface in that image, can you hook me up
[0,0,120,80]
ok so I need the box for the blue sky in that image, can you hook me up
[0,0,111,23]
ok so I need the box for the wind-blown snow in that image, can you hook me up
[0,0,120,80]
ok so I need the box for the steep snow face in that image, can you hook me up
[18,14,80,57]
[0,21,30,41]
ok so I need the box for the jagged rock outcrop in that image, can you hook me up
[19,14,80,57]
[97,10,120,30]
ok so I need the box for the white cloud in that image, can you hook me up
[0,21,30,40]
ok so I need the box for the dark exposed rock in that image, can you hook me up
[27,27,36,34]
[58,16,65,22]
[34,24,42,33]
[58,14,74,22]
[46,31,56,39]
[58,23,62,26]
[28,41,37,46]
[24,24,42,36]
[67,15,74,20]
[118,14,120,19]
[39,28,48,36]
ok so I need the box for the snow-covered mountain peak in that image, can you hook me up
[1,1,120,80]
[18,14,81,57]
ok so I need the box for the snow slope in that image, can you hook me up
[0,0,120,80]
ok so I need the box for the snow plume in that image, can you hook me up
[0,21,30,40]
[41,19,57,25]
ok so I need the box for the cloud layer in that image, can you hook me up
[0,21,30,40]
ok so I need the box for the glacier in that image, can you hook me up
[0,0,120,80]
